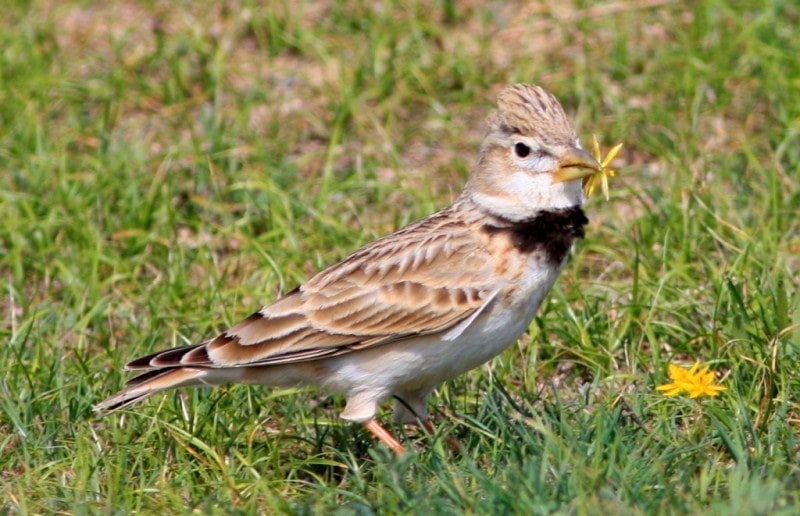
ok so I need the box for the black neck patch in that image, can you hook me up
[482,206,588,265]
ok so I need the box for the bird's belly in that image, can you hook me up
[324,259,563,396]
[414,260,562,383]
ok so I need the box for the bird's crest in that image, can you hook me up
[487,84,576,145]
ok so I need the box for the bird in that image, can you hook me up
[95,84,601,456]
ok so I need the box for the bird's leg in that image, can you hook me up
[392,394,459,453]
[363,419,405,456]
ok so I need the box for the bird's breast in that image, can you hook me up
[481,206,587,266]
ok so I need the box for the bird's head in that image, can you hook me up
[465,84,599,221]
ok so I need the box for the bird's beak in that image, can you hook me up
[551,147,601,183]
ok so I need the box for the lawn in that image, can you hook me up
[2,0,799,513]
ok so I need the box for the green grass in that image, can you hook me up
[2,0,799,513]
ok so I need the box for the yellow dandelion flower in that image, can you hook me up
[583,136,623,200]
[656,361,727,398]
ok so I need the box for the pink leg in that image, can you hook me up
[363,419,405,456]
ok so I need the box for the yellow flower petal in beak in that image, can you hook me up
[583,136,623,201]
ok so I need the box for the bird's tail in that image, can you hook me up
[93,367,210,414]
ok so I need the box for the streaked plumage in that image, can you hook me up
[96,84,600,455]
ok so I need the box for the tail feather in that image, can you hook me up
[94,367,207,414]
[126,342,212,370]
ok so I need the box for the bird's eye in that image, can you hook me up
[514,142,531,158]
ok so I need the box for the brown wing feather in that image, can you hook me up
[132,207,495,369]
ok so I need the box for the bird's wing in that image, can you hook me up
[128,209,497,370]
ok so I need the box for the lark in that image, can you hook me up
[96,84,601,455]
